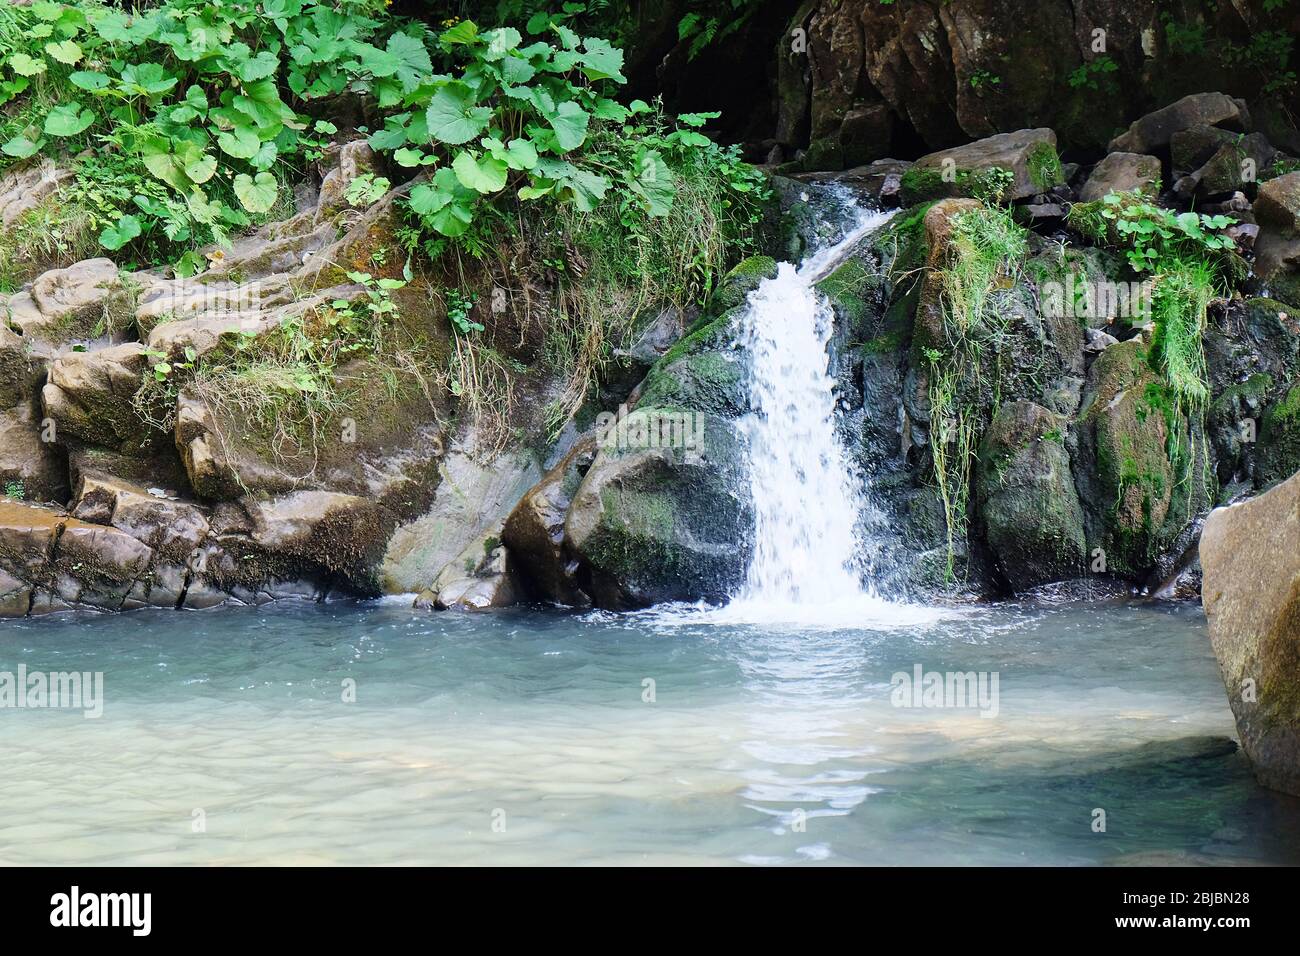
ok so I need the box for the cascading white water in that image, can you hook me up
[718,203,939,627]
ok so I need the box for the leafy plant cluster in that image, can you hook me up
[0,0,416,264]
[1,1,766,283]
[1067,189,1235,274]
[382,17,766,246]
[1066,55,1118,92]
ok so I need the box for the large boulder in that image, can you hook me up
[0,403,69,503]
[1253,172,1300,308]
[241,490,390,593]
[414,525,521,610]
[41,343,157,455]
[380,434,542,595]
[70,473,209,564]
[976,401,1087,590]
[1078,152,1161,202]
[0,500,184,613]
[902,129,1063,204]
[1108,92,1250,154]
[3,258,131,350]
[502,434,597,606]
[1200,468,1300,796]
[563,409,753,608]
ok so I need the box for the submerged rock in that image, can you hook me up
[1200,468,1300,796]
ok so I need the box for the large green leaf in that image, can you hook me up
[482,27,521,61]
[452,150,508,193]
[9,53,47,77]
[238,51,279,82]
[633,149,674,217]
[119,63,178,96]
[499,55,535,87]
[426,82,491,145]
[483,136,538,171]
[1,135,43,159]
[233,172,279,213]
[217,126,260,159]
[69,71,110,91]
[409,168,477,237]
[353,42,400,78]
[440,21,480,46]
[44,40,83,66]
[580,37,625,82]
[547,101,589,151]
[44,103,95,138]
[387,31,432,90]
[99,214,142,251]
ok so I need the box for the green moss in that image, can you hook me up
[1025,141,1065,191]
[711,254,777,313]
[815,257,879,336]
[899,166,1014,206]
[861,327,905,356]
[639,349,743,416]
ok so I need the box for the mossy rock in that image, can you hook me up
[1258,380,1300,487]
[638,310,746,417]
[976,401,1087,591]
[815,256,885,340]
[1074,339,1178,578]
[712,255,777,314]
[563,409,753,608]
[900,165,1017,206]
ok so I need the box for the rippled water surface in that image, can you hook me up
[2,599,1299,865]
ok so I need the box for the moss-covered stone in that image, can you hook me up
[1258,380,1300,487]
[638,310,746,417]
[563,410,752,608]
[1074,339,1178,577]
[976,401,1087,590]
[712,255,777,314]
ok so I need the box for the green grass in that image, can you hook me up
[1150,259,1215,411]
[926,203,1029,581]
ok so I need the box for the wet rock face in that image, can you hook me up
[976,401,1087,591]
[500,258,769,611]
[563,413,754,609]
[1201,469,1300,796]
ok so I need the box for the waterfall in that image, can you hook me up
[719,201,936,627]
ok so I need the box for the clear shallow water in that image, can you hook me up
[2,599,1299,866]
